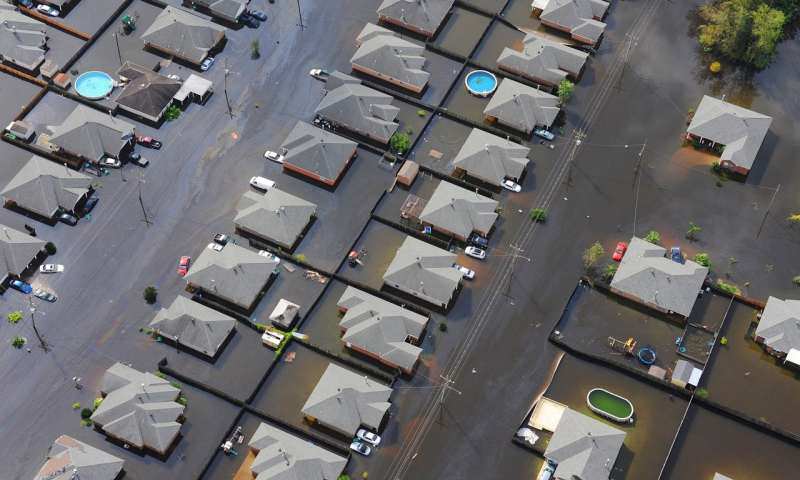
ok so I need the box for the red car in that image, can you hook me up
[177,256,191,276]
[612,242,628,262]
[135,135,162,149]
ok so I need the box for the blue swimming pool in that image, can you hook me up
[75,71,114,100]
[465,70,498,97]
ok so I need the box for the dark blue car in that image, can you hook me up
[10,279,33,294]
[670,247,684,264]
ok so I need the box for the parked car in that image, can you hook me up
[250,9,267,21]
[465,246,486,260]
[83,163,105,177]
[453,263,475,280]
[135,135,162,149]
[200,56,215,72]
[101,157,121,169]
[82,196,99,215]
[501,179,522,192]
[36,4,60,16]
[166,74,182,82]
[240,13,260,28]
[131,156,149,168]
[19,0,34,8]
[258,250,281,265]
[468,233,489,249]
[213,233,230,245]
[39,264,64,274]
[612,242,628,262]
[537,460,556,480]
[250,176,276,191]
[10,279,32,294]
[534,128,555,141]
[58,212,78,226]
[349,441,371,456]
[177,256,191,276]
[309,68,329,80]
[34,288,57,302]
[264,150,284,164]
[208,242,223,252]
[356,429,381,446]
[670,246,684,264]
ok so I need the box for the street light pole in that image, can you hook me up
[28,297,49,352]
[223,59,233,119]
[296,0,305,30]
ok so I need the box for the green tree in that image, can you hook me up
[11,336,26,349]
[143,285,158,304]
[45,242,57,255]
[251,39,261,59]
[694,252,711,268]
[389,132,411,155]
[165,105,181,121]
[582,242,605,271]
[7,310,23,325]
[644,230,661,245]
[557,79,574,104]
[686,222,702,241]
[602,263,618,281]
[529,208,547,223]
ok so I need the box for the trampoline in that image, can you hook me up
[637,346,656,365]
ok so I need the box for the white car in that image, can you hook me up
[465,246,486,260]
[453,264,475,280]
[250,176,276,191]
[349,441,371,456]
[258,250,281,265]
[309,68,329,80]
[167,74,182,81]
[101,157,122,169]
[39,264,64,273]
[36,4,60,16]
[356,429,381,446]
[534,128,555,141]
[200,56,215,72]
[501,179,522,192]
[207,242,224,252]
[264,150,284,164]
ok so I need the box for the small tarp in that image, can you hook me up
[528,396,566,432]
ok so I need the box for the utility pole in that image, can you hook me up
[436,375,461,425]
[502,244,531,303]
[28,297,49,352]
[616,33,635,91]
[632,139,647,236]
[756,183,780,238]
[223,59,233,120]
[138,172,151,227]
[296,0,305,30]
[114,33,122,66]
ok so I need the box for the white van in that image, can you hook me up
[250,176,275,191]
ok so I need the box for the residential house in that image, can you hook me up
[544,408,626,480]
[686,95,772,176]
[351,23,429,94]
[301,363,392,437]
[149,296,236,359]
[610,237,708,318]
[337,286,429,374]
[754,296,800,368]
[185,243,279,311]
[46,105,135,165]
[0,5,48,73]
[90,363,184,456]
[234,188,317,251]
[483,78,560,134]
[419,180,498,241]
[377,0,455,38]
[186,0,246,22]
[141,6,226,66]
[383,236,462,309]
[0,223,46,286]
[451,128,530,187]
[714,474,734,480]
[173,74,214,108]
[497,33,588,86]
[116,62,182,124]
[247,422,347,480]
[280,121,358,187]
[532,0,609,46]
[34,435,124,480]
[2,155,92,221]
[315,71,399,144]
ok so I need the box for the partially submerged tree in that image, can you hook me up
[143,285,158,304]
[389,132,411,155]
[557,79,575,104]
[583,242,605,272]
[686,222,702,241]
[644,230,661,245]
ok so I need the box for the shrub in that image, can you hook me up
[338,475,352,480]
[177,395,188,406]
[389,132,411,155]
[93,397,104,410]
[416,109,427,117]
[80,408,93,419]
[293,253,307,263]
[45,242,57,255]
[695,387,709,399]
[11,336,26,349]
[787,213,800,224]
[71,402,81,410]
[80,419,93,427]
[165,105,181,121]
[793,276,800,286]
[582,242,605,271]
[250,39,261,59]
[557,79,574,104]
[716,279,741,296]
[254,323,268,332]
[694,253,711,268]
[602,263,618,281]
[7,310,23,325]
[644,230,661,245]
[438,322,448,332]
[686,222,701,241]
[154,371,167,379]
[170,381,182,389]
[720,336,728,345]
[529,208,547,223]
[143,285,158,304]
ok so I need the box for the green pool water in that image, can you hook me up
[588,389,633,419]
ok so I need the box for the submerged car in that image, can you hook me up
[453,263,475,280]
[612,242,628,262]
[309,68,330,80]
[213,233,230,245]
[250,9,267,21]
[534,129,555,141]
[250,176,276,191]
[34,289,57,302]
[670,246,684,264]
[177,256,190,276]
[36,4,60,16]
[135,135,162,149]
[468,233,489,249]
[10,279,32,294]
[264,150,284,164]
[349,440,371,456]
[200,56,215,72]
[101,157,121,169]
[356,429,381,446]
[501,179,522,192]
[465,246,486,260]
[39,264,64,274]
[82,196,99,215]
[58,212,78,226]
[258,250,281,265]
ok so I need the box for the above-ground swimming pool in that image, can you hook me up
[465,70,497,97]
[75,71,114,100]
[587,388,635,423]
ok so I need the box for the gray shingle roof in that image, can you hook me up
[351,23,430,92]
[377,0,455,36]
[539,0,608,44]
[497,33,588,86]
[338,286,429,372]
[383,236,462,308]
[149,296,236,357]
[91,363,184,455]
[755,296,800,355]
[193,0,246,21]
[452,128,530,186]
[713,474,734,480]
[48,105,135,162]
[0,5,47,72]
[419,180,498,239]
[1,156,91,218]
[301,363,392,436]
[280,121,357,184]
[34,435,124,480]
[116,62,182,121]
[185,243,278,309]
[234,189,317,250]
[610,237,708,317]
[687,95,772,171]
[484,78,560,133]
[315,72,399,143]
[248,422,347,480]
[0,223,45,277]
[141,6,226,65]
[545,408,626,480]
